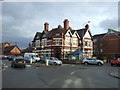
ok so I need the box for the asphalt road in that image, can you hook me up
[1,59,119,88]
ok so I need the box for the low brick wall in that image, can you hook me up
[62,60,82,64]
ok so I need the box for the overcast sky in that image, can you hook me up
[2,2,118,49]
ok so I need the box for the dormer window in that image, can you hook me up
[35,36,39,39]
[56,33,60,36]
[42,34,46,38]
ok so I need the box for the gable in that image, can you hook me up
[107,30,114,34]
[11,47,21,53]
[72,31,80,39]
[65,30,72,37]
[103,33,119,40]
[103,29,120,38]
[83,30,91,39]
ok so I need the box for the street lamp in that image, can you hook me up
[41,46,44,56]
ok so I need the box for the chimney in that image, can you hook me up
[68,27,72,31]
[9,43,12,46]
[44,22,49,31]
[28,43,31,47]
[58,25,62,29]
[63,19,69,30]
[85,24,89,29]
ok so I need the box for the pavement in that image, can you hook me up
[109,72,120,79]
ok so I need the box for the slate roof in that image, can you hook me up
[33,32,42,41]
[47,28,67,38]
[21,47,33,53]
[93,29,120,39]
[75,28,88,39]
[109,29,120,36]
[93,33,106,39]
[33,25,93,41]
[74,28,93,40]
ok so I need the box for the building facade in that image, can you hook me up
[32,19,93,60]
[93,29,120,59]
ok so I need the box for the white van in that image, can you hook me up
[24,53,40,62]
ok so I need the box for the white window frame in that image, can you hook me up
[36,40,40,47]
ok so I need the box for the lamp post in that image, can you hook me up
[41,46,44,56]
[51,40,52,57]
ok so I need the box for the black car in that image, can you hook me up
[11,58,26,68]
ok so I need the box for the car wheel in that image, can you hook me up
[97,62,102,66]
[13,65,15,68]
[84,62,88,65]
[111,63,114,66]
[23,66,26,68]
[54,62,57,65]
[11,65,13,67]
[111,63,117,67]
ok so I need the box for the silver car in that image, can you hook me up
[82,58,104,66]
[45,57,62,65]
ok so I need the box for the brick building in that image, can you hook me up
[93,29,120,59]
[32,19,93,60]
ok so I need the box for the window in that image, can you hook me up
[72,39,78,46]
[36,40,40,47]
[65,38,70,45]
[100,49,103,53]
[54,39,61,45]
[35,36,39,39]
[42,39,47,46]
[55,39,60,45]
[56,33,60,36]
[85,41,90,47]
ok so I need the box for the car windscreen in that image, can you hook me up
[15,59,24,61]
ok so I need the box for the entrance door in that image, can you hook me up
[55,49,61,59]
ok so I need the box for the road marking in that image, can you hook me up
[4,66,8,68]
[26,65,32,67]
[70,71,75,75]
[72,65,75,67]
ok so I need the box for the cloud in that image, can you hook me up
[99,18,118,31]
[2,2,118,49]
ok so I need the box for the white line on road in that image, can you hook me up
[70,71,75,75]
[26,65,32,67]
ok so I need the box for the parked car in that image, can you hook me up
[24,57,36,63]
[40,56,47,63]
[44,57,62,65]
[0,55,8,60]
[110,58,120,66]
[8,55,16,61]
[24,53,40,62]
[82,58,104,66]
[11,58,26,68]
[15,56,24,59]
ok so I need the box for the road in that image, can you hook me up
[1,59,119,88]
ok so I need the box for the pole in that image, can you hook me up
[30,57,32,64]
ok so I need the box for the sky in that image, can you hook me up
[1,1,119,49]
